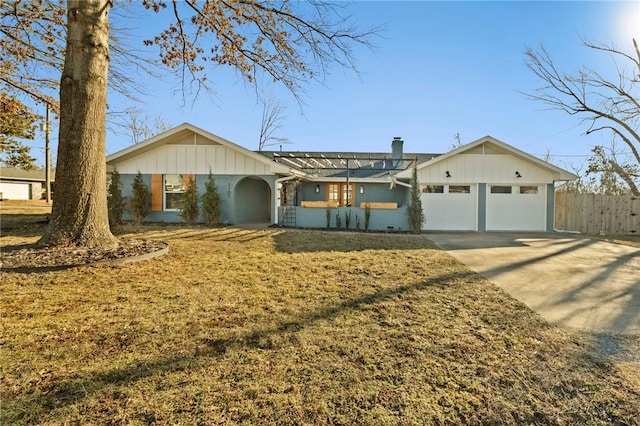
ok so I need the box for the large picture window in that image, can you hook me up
[164,174,185,210]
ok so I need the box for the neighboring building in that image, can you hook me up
[106,123,577,231]
[0,167,55,200]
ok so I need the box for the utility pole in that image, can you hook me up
[45,104,51,203]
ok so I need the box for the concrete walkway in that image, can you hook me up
[426,232,640,335]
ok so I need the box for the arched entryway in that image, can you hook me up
[235,176,271,224]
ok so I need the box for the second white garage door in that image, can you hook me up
[486,185,546,231]
[421,184,477,230]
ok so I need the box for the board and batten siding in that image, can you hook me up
[416,154,556,184]
[113,144,271,175]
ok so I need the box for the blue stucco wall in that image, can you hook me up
[282,206,410,232]
[297,182,408,207]
[117,173,277,224]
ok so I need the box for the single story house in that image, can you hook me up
[106,123,577,231]
[0,167,55,200]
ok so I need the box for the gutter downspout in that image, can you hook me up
[274,175,299,225]
[391,177,412,188]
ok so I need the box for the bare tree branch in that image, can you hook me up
[523,39,640,195]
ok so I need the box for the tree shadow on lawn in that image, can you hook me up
[5,267,630,423]
[272,230,439,253]
[7,269,472,415]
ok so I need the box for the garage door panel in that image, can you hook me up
[0,182,30,200]
[486,185,545,231]
[422,185,476,230]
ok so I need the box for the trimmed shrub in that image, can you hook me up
[201,173,221,226]
[107,169,125,226]
[180,177,199,225]
[130,171,149,224]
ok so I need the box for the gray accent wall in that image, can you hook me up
[546,183,555,231]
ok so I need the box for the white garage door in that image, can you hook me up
[421,184,476,230]
[0,182,31,200]
[486,185,546,231]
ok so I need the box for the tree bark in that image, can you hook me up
[39,0,117,248]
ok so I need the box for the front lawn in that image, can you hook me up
[1,224,638,425]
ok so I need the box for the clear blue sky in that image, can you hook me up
[34,1,640,171]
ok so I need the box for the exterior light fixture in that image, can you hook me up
[445,171,452,178]
[315,184,320,193]
[359,185,364,194]
[515,171,522,178]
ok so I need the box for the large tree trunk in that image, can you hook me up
[39,0,117,249]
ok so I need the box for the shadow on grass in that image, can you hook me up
[272,230,439,253]
[5,269,476,419]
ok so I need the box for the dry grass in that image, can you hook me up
[1,219,639,425]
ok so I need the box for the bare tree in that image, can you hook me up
[114,106,172,145]
[523,38,640,195]
[3,0,377,249]
[258,96,290,151]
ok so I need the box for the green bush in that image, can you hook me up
[201,173,221,226]
[130,171,149,224]
[364,204,371,231]
[326,208,331,229]
[180,178,199,225]
[107,169,125,226]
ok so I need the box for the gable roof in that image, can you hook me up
[395,135,577,181]
[106,122,292,174]
[259,151,437,179]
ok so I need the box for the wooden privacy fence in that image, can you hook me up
[555,192,639,235]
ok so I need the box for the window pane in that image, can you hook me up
[520,186,538,194]
[448,185,470,194]
[344,184,353,206]
[165,192,183,210]
[423,185,444,193]
[328,184,339,202]
[490,185,512,194]
[165,174,184,192]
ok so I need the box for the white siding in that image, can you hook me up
[417,154,554,185]
[113,144,276,175]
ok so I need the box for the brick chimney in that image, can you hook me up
[392,136,403,160]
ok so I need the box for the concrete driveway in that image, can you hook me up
[426,232,640,335]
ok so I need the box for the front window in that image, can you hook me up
[164,174,185,210]
[327,182,354,206]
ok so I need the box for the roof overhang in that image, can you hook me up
[106,122,292,174]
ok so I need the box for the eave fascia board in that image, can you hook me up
[106,122,293,174]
